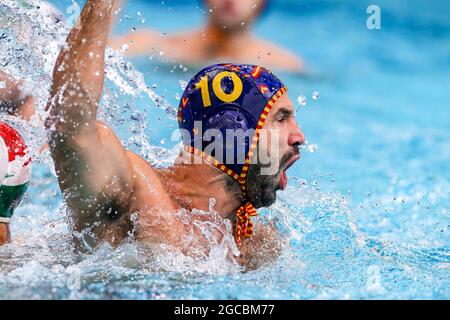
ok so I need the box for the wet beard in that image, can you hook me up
[245,151,294,208]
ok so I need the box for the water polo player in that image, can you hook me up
[111,0,303,72]
[0,121,31,245]
[47,0,304,266]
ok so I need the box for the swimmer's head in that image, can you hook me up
[178,64,304,208]
[205,0,267,30]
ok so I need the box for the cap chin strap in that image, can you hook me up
[235,200,258,246]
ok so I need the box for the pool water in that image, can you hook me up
[0,0,448,299]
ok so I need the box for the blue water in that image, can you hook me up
[0,0,448,299]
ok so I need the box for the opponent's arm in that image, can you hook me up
[109,29,162,57]
[47,0,134,225]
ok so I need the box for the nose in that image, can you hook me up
[288,123,305,150]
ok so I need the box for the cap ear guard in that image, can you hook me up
[202,106,255,165]
[204,106,251,132]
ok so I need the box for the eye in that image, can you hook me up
[278,114,290,123]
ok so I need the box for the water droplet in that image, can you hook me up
[208,197,217,212]
[179,80,187,91]
[312,90,319,100]
[302,142,317,153]
[297,95,307,107]
[130,112,141,121]
[160,138,166,145]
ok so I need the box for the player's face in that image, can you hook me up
[206,0,265,30]
[246,94,305,207]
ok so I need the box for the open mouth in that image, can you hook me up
[279,154,300,190]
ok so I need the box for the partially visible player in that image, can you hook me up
[111,0,304,72]
[0,122,31,245]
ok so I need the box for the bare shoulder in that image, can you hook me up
[124,151,186,245]
[255,39,304,72]
[126,151,160,183]
[125,151,174,208]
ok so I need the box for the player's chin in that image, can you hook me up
[219,18,246,30]
[258,181,280,208]
[252,192,276,209]
[246,168,280,208]
[262,192,277,207]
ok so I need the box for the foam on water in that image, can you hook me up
[0,1,448,299]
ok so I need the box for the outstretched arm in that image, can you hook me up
[110,29,162,57]
[47,0,134,231]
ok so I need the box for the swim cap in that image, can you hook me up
[178,63,287,244]
[0,121,31,224]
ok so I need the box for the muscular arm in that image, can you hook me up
[46,0,134,231]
